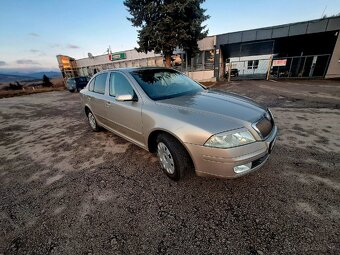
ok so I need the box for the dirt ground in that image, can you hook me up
[0,79,339,254]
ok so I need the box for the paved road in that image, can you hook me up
[0,80,339,254]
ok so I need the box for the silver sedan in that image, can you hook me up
[80,67,277,181]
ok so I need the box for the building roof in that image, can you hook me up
[216,16,340,46]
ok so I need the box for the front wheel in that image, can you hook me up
[156,134,191,181]
[87,111,100,132]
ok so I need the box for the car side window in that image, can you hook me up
[88,78,95,91]
[93,73,108,94]
[109,72,136,97]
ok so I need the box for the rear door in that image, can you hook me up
[87,73,109,126]
[104,71,144,146]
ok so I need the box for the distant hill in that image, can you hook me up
[0,74,35,83]
[27,71,62,79]
[0,71,62,83]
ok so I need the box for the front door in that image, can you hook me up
[104,71,144,147]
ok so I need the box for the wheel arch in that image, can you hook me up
[84,104,93,116]
[147,129,196,169]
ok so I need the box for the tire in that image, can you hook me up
[87,111,100,132]
[156,133,191,181]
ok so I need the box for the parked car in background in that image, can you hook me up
[66,76,90,92]
[80,68,277,181]
[224,68,239,78]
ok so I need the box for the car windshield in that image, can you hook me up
[130,69,204,100]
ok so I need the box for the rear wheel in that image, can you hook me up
[87,111,100,132]
[156,134,191,181]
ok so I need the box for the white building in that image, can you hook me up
[57,36,216,82]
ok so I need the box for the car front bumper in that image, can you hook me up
[185,125,277,179]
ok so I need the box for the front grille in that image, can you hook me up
[255,117,273,138]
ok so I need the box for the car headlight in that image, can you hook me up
[204,128,256,148]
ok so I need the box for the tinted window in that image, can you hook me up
[88,78,95,91]
[93,73,107,94]
[109,72,135,97]
[75,77,88,82]
[130,69,204,100]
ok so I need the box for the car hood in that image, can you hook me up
[156,89,266,123]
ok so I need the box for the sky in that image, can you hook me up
[1,0,340,73]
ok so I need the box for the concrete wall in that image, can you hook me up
[198,36,215,50]
[185,70,215,82]
[326,31,340,79]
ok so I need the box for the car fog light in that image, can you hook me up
[234,163,252,173]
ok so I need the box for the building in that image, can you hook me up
[215,16,340,80]
[57,16,340,82]
[57,36,216,82]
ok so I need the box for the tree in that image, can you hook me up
[42,75,53,87]
[124,0,209,67]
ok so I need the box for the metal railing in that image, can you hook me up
[270,54,330,79]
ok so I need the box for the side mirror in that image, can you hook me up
[116,94,137,101]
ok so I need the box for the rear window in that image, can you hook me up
[93,73,107,94]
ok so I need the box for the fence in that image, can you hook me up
[226,54,330,81]
[227,59,271,80]
[270,54,330,78]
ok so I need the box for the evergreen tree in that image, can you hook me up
[42,75,53,87]
[124,0,209,67]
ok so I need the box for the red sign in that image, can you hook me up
[272,59,287,67]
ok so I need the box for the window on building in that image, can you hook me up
[247,60,259,69]
[93,73,107,94]
[204,50,214,70]
[194,51,203,70]
[109,72,136,97]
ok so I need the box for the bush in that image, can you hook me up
[6,81,23,90]
[42,75,53,87]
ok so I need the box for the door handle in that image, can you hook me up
[105,101,111,107]
[87,96,91,101]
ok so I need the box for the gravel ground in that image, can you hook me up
[0,80,339,254]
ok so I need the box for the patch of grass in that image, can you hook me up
[0,86,66,99]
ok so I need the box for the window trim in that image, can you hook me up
[88,77,96,92]
[109,72,117,97]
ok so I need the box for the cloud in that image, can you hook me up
[50,43,61,48]
[16,59,40,65]
[29,49,46,56]
[0,61,7,66]
[28,32,39,37]
[67,44,80,49]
